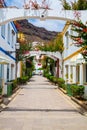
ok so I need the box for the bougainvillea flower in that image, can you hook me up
[83,28,87,33]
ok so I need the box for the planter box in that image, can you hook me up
[71,96,87,110]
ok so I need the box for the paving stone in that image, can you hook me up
[0,75,87,130]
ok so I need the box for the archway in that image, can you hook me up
[0,9,87,25]
[25,51,61,77]
[0,8,86,78]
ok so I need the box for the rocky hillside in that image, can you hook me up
[15,20,58,42]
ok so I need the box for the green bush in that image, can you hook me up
[45,74,51,79]
[17,78,21,85]
[21,76,29,84]
[12,80,17,91]
[0,87,2,95]
[61,83,67,90]
[17,76,29,84]
[53,77,58,85]
[57,78,65,87]
[71,85,84,98]
[49,75,54,82]
[66,84,73,96]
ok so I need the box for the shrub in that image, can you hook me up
[53,77,58,85]
[17,76,29,84]
[61,83,67,90]
[49,75,54,82]
[0,87,2,95]
[17,78,21,85]
[57,78,65,87]
[21,76,29,84]
[45,74,51,79]
[71,85,84,98]
[12,80,17,91]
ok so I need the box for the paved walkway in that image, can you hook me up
[0,75,87,130]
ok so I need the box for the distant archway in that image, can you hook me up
[28,51,62,60]
[24,51,62,77]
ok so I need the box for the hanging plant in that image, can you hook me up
[70,20,87,61]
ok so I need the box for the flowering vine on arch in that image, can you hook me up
[70,11,87,61]
[23,0,51,10]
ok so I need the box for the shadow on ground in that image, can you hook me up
[3,107,77,113]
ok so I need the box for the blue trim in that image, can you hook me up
[1,35,5,39]
[3,2,7,7]
[8,41,10,45]
[11,22,18,33]
[0,47,16,61]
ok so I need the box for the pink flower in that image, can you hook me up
[82,50,87,55]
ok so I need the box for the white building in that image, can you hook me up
[0,22,17,95]
[63,22,87,99]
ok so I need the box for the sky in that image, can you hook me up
[4,0,73,32]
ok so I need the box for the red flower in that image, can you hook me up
[23,51,29,54]
[73,22,81,27]
[75,38,81,41]
[82,50,87,56]
[83,28,87,32]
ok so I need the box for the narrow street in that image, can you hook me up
[0,75,87,130]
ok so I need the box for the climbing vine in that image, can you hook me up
[70,20,87,61]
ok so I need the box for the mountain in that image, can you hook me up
[15,20,58,42]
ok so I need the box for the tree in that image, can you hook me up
[54,33,64,53]
[37,33,64,52]
[60,0,87,10]
[60,0,71,10]
[77,0,87,10]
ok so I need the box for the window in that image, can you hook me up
[7,64,9,81]
[70,66,73,79]
[83,64,87,83]
[86,64,87,82]
[11,30,15,48]
[0,64,2,78]
[1,25,5,39]
[7,24,10,44]
[76,65,80,83]
[65,65,68,79]
[0,64,4,78]
[65,31,69,49]
[11,64,14,80]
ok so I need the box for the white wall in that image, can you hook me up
[0,22,17,95]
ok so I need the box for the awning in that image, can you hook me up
[0,55,10,64]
